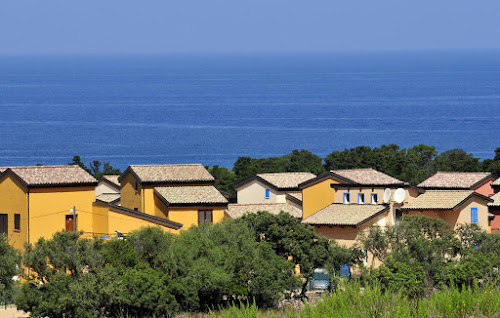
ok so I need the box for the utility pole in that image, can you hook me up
[73,206,76,232]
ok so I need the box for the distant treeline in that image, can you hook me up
[209,145,500,201]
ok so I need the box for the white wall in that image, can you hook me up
[95,182,119,196]
[236,180,287,204]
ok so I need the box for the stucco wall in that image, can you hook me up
[302,178,338,219]
[406,196,489,231]
[474,180,494,197]
[29,186,96,242]
[168,206,226,230]
[236,180,286,204]
[120,173,143,212]
[0,175,29,250]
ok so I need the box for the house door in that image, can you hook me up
[66,215,75,232]
[0,214,7,233]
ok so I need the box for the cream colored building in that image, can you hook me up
[95,175,120,197]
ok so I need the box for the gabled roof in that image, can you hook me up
[99,175,120,189]
[400,190,493,211]
[299,168,408,189]
[0,165,97,188]
[119,164,214,185]
[418,172,493,190]
[235,172,316,191]
[154,185,228,207]
[226,203,301,219]
[108,204,182,229]
[96,193,121,204]
[302,203,389,226]
[332,168,404,185]
[488,192,500,207]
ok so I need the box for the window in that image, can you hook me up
[0,214,7,233]
[371,193,378,204]
[395,209,403,222]
[343,193,350,204]
[135,181,138,191]
[198,210,213,225]
[14,214,20,231]
[471,207,478,224]
[358,193,365,204]
[265,189,270,199]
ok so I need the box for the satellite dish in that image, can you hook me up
[383,188,391,204]
[394,188,406,204]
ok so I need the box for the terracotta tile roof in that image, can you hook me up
[1,165,97,187]
[226,203,301,218]
[332,168,403,185]
[302,204,389,226]
[418,172,492,189]
[101,175,120,187]
[491,177,500,187]
[155,185,228,205]
[488,192,500,207]
[400,190,489,211]
[96,193,121,203]
[256,172,316,189]
[124,164,214,184]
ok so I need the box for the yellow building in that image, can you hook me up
[118,164,228,229]
[0,165,97,250]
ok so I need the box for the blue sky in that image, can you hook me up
[1,0,499,54]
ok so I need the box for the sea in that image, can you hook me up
[0,51,499,171]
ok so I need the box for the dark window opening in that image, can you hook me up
[198,210,213,225]
[395,209,403,222]
[14,214,20,231]
[135,182,138,191]
[0,214,7,233]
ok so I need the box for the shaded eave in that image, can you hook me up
[108,203,183,229]
[118,167,213,185]
[286,193,302,206]
[234,175,301,192]
[0,169,98,189]
[400,192,493,211]
[153,189,228,208]
[305,204,390,227]
[95,196,121,205]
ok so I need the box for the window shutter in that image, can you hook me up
[198,210,204,225]
[471,208,478,224]
[207,210,213,223]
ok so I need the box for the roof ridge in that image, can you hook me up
[434,171,490,174]
[9,165,78,169]
[228,203,288,206]
[131,163,203,167]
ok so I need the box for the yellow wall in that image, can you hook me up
[0,175,29,250]
[302,177,339,219]
[168,206,226,230]
[28,186,95,242]
[120,173,143,212]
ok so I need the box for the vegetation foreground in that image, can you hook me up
[1,213,500,317]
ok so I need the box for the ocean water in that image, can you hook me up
[0,51,499,170]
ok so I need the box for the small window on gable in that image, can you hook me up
[135,182,138,191]
[14,214,20,231]
[343,193,350,204]
[358,193,365,204]
[471,207,478,224]
[265,189,270,199]
[371,193,378,204]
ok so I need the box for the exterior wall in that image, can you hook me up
[474,180,494,197]
[168,206,226,230]
[406,197,489,231]
[0,175,29,250]
[120,173,142,212]
[490,206,500,232]
[302,178,338,219]
[236,180,286,204]
[29,186,96,241]
[92,202,110,237]
[95,182,119,196]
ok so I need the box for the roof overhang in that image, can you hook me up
[108,204,183,229]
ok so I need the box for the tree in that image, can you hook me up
[68,156,120,178]
[358,225,391,268]
[207,165,237,202]
[401,144,437,184]
[435,149,482,172]
[0,234,20,300]
[68,155,91,174]
[283,149,325,175]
